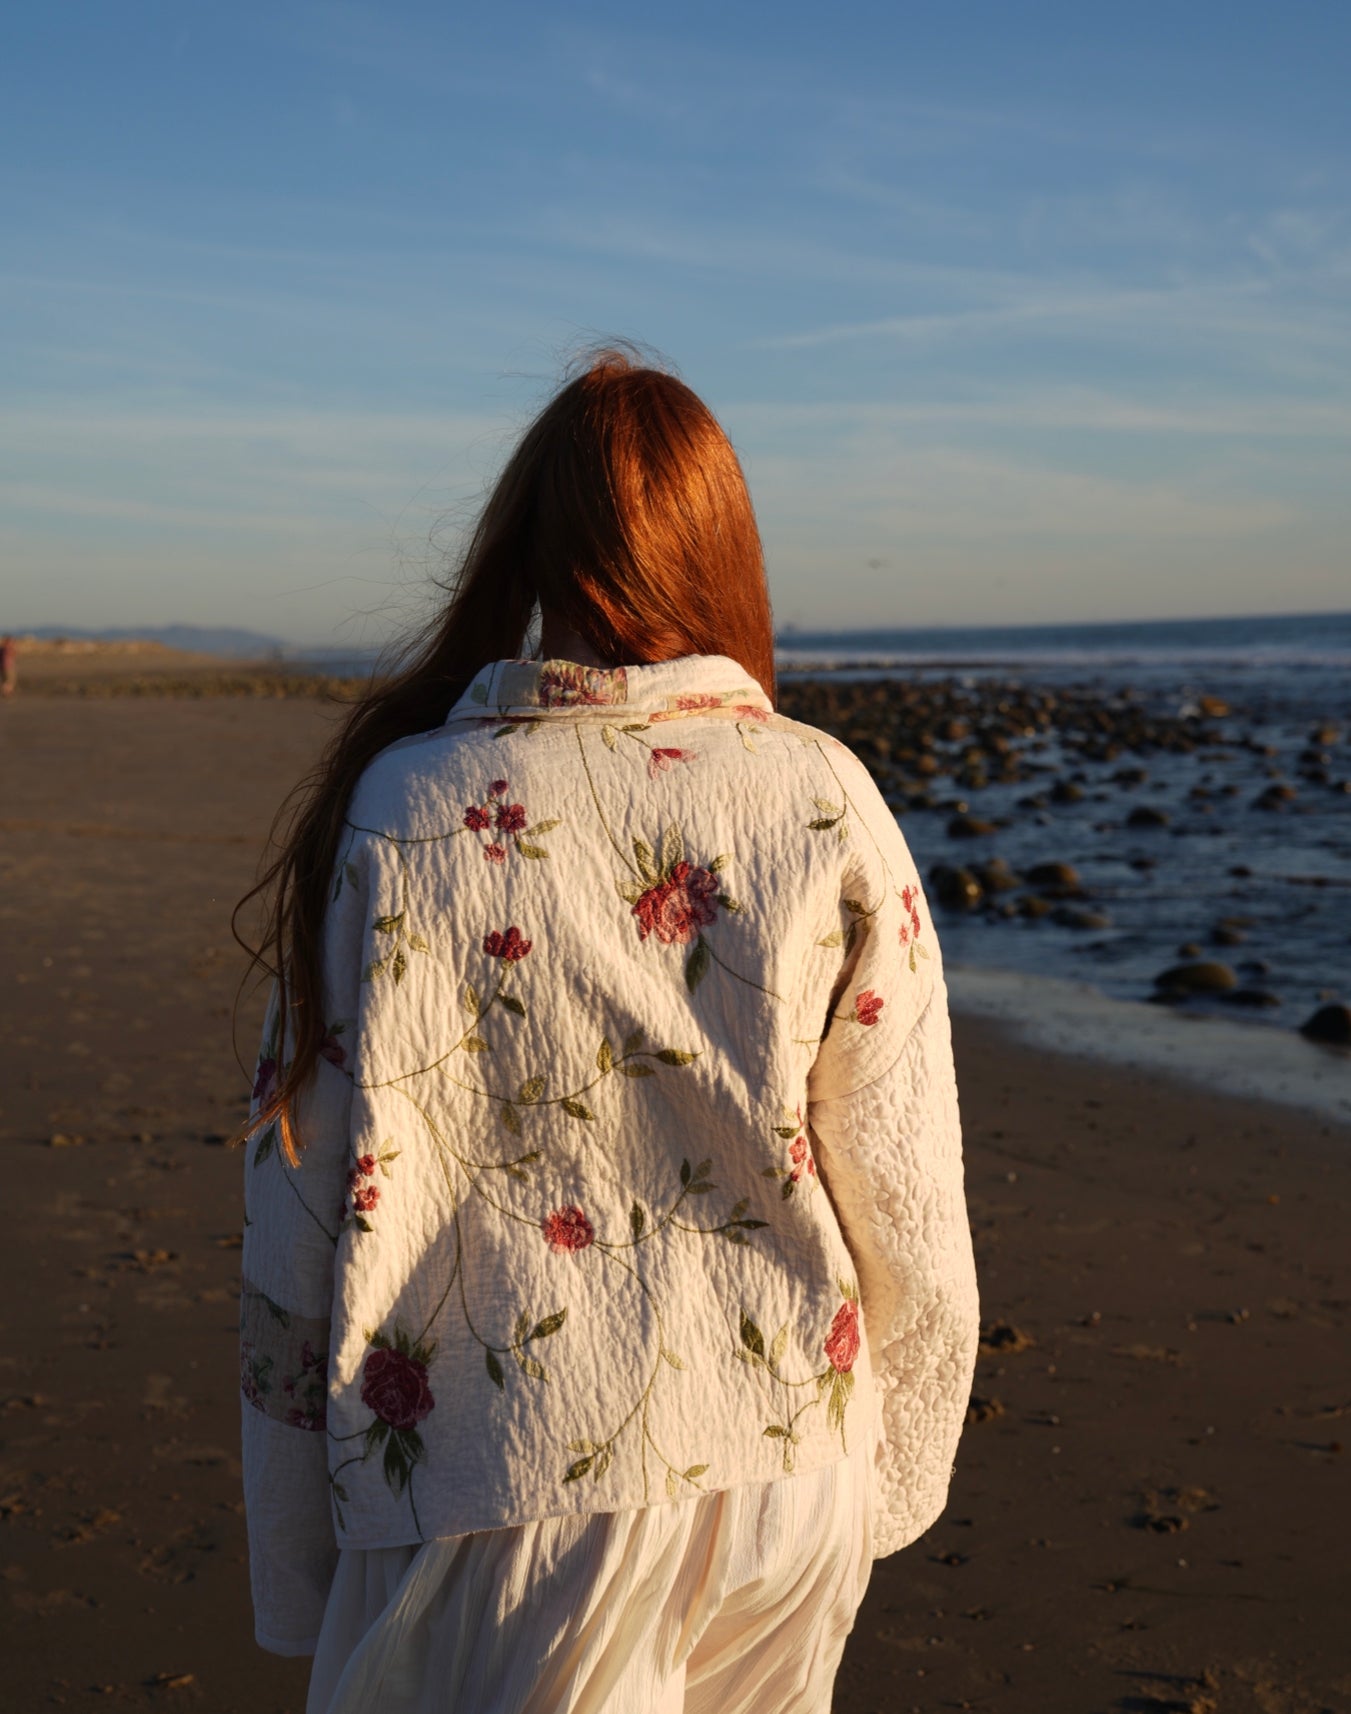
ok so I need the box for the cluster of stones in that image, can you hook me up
[777,679,1349,1047]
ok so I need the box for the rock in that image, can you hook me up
[1176,941,1204,957]
[1229,863,1252,878]
[1050,779,1085,803]
[971,857,1020,892]
[1051,905,1112,930]
[1026,860,1082,892]
[1209,924,1246,946]
[1154,961,1238,995]
[1221,988,1281,1008]
[1239,958,1272,977]
[1016,893,1052,919]
[1112,765,1149,786]
[1253,782,1297,809]
[1310,723,1341,746]
[1126,805,1170,828]
[947,813,998,838]
[1127,855,1157,871]
[1300,1003,1351,1045]
[928,863,983,910]
[1198,694,1230,718]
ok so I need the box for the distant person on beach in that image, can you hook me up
[236,349,978,1713]
[0,635,16,698]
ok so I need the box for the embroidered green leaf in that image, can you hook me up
[252,1125,276,1166]
[827,1369,854,1434]
[464,1035,490,1053]
[565,1455,594,1483]
[739,1310,766,1358]
[391,949,408,985]
[813,798,842,815]
[633,838,659,882]
[407,933,430,953]
[366,1327,390,1350]
[693,1157,712,1180]
[622,722,648,733]
[568,1439,601,1454]
[332,1481,349,1502]
[515,841,549,859]
[630,1202,645,1240]
[353,1214,373,1232]
[469,681,489,704]
[504,1164,527,1180]
[492,724,515,738]
[658,823,684,878]
[499,1103,521,1135]
[561,1098,594,1122]
[525,819,560,838]
[685,1182,713,1195]
[654,1047,698,1066]
[773,1124,799,1139]
[362,957,387,982]
[485,1348,504,1389]
[373,912,404,934]
[665,1469,679,1498]
[707,853,730,874]
[345,861,360,888]
[684,937,710,992]
[617,1062,655,1078]
[364,1419,390,1455]
[763,1424,788,1439]
[624,1028,645,1052]
[601,725,619,750]
[769,1325,789,1367]
[661,1347,686,1369]
[513,1310,531,1343]
[517,1354,547,1381]
[517,1076,546,1104]
[739,726,757,753]
[808,815,843,832]
[500,993,526,1017]
[817,928,844,948]
[679,1158,691,1186]
[684,1464,708,1480]
[462,982,482,1019]
[717,893,742,913]
[616,880,646,905]
[596,1038,613,1073]
[529,1310,567,1342]
[592,1446,612,1480]
[844,898,868,916]
[781,1178,797,1200]
[909,943,917,973]
[914,940,930,959]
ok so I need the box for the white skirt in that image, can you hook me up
[306,1430,875,1714]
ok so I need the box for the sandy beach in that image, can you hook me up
[2,685,1348,1713]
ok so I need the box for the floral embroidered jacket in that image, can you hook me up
[240,653,979,1655]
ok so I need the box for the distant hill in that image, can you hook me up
[21,624,290,657]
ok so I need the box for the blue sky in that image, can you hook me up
[3,2,1348,645]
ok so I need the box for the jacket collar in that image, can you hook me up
[444,655,772,725]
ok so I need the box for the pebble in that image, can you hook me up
[1154,961,1238,995]
[1299,1003,1351,1045]
[1126,805,1170,827]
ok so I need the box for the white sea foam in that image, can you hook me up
[946,965,1351,1130]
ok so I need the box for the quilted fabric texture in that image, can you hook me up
[241,653,979,1645]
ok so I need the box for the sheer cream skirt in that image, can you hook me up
[306,1427,875,1714]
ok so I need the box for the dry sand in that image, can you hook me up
[1,685,1348,1714]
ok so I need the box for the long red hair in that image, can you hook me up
[236,348,775,1160]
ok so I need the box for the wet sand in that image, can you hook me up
[1,692,1348,1713]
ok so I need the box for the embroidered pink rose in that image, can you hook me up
[483,925,532,962]
[252,1057,277,1106]
[789,1135,816,1184]
[494,801,527,834]
[319,1032,346,1068]
[485,842,506,864]
[541,1205,595,1252]
[855,989,884,1027]
[489,778,509,796]
[731,703,769,722]
[463,804,491,832]
[633,861,721,945]
[901,883,922,940]
[360,1347,435,1431]
[352,1184,380,1213]
[647,747,693,780]
[675,693,722,712]
[825,1300,860,1374]
[538,663,626,707]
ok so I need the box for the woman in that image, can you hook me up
[239,350,979,1713]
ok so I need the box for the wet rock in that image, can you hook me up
[1176,941,1204,957]
[1300,1003,1351,1045]
[1112,765,1149,786]
[971,857,1021,892]
[1310,723,1341,747]
[1229,863,1252,878]
[1198,694,1230,718]
[1253,782,1297,810]
[1050,779,1085,804]
[1239,958,1272,977]
[1209,924,1246,946]
[1221,988,1281,1008]
[947,813,998,838]
[1154,961,1238,995]
[1017,791,1049,810]
[1016,893,1053,919]
[1026,860,1082,892]
[1126,805,1170,828]
[1051,905,1112,930]
[928,863,983,910]
[1127,854,1157,871]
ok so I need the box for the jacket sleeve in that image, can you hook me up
[239,845,369,1653]
[805,769,979,1560]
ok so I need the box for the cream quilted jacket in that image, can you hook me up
[240,653,979,1654]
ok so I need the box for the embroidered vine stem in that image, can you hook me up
[575,723,639,877]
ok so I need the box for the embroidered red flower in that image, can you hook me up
[855,989,884,1027]
[731,703,770,722]
[537,663,626,707]
[463,804,491,832]
[541,1205,595,1252]
[252,1056,277,1106]
[647,747,693,780]
[675,693,722,711]
[632,861,721,946]
[352,1184,380,1213]
[484,842,506,864]
[357,1153,376,1176]
[494,801,527,834]
[825,1300,860,1373]
[360,1347,434,1431]
[489,778,509,796]
[483,925,532,962]
[319,1032,346,1068]
[901,883,922,939]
